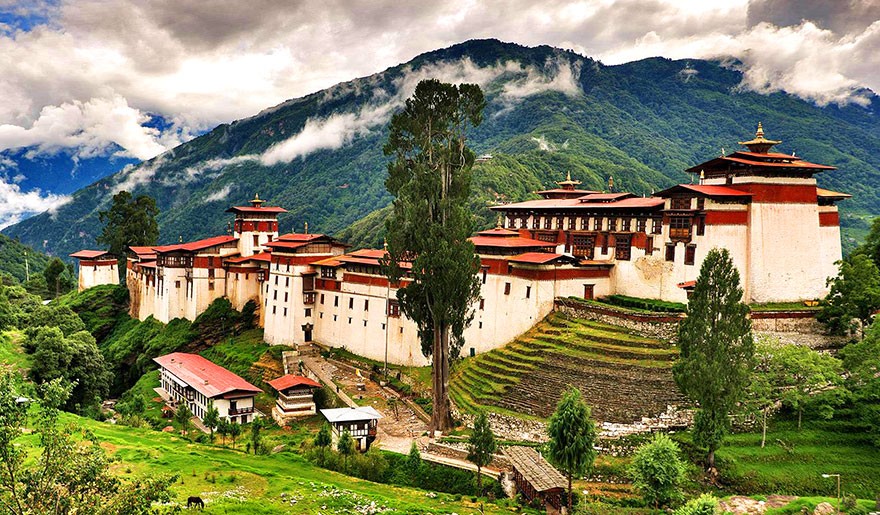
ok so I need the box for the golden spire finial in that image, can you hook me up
[566,171,572,182]
[721,146,725,157]
[756,122,764,139]
[250,193,264,207]
[304,221,309,234]
[383,237,388,252]
[700,169,705,184]
[178,235,183,243]
[738,121,781,154]
[608,175,614,192]
[496,215,503,229]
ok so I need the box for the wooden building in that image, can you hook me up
[154,352,263,425]
[319,406,382,451]
[504,446,567,512]
[267,374,321,423]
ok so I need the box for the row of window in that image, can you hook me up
[507,215,663,234]
[665,242,697,265]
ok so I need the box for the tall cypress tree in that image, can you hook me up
[97,191,159,283]
[382,79,485,431]
[673,248,754,469]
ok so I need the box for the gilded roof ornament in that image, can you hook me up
[555,171,581,190]
[738,122,782,154]
[250,193,265,207]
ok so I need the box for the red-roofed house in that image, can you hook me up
[69,250,118,291]
[154,352,263,424]
[267,374,321,422]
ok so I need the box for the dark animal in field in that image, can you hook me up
[186,496,204,509]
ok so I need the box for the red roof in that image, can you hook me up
[154,235,237,253]
[70,250,113,259]
[657,184,753,198]
[476,227,520,237]
[263,240,308,251]
[494,196,664,211]
[678,280,696,289]
[578,192,634,202]
[687,153,835,174]
[225,252,272,264]
[153,352,262,398]
[470,235,555,248]
[349,249,387,259]
[816,188,852,199]
[508,252,565,264]
[267,375,321,391]
[138,261,157,269]
[225,206,287,214]
[129,246,157,257]
[312,257,343,267]
[276,233,324,242]
[537,188,598,195]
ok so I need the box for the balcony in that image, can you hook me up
[228,406,255,416]
[303,292,316,304]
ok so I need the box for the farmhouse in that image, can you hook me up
[267,374,322,423]
[154,352,263,425]
[320,406,382,451]
[77,124,848,366]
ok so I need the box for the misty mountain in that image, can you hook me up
[4,39,879,257]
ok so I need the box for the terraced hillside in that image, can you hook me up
[451,313,685,423]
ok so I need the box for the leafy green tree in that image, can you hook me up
[382,79,485,431]
[42,258,72,298]
[628,433,687,509]
[97,190,159,283]
[203,405,220,442]
[818,254,880,337]
[175,403,193,439]
[25,304,86,337]
[0,372,176,514]
[217,418,230,445]
[249,417,264,455]
[403,441,423,485]
[228,420,242,449]
[673,248,754,469]
[674,494,721,515]
[26,327,111,412]
[841,321,880,445]
[337,429,356,468]
[857,216,880,270]
[547,387,597,512]
[466,411,497,493]
[315,423,332,466]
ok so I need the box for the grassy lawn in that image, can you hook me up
[749,301,821,312]
[27,412,533,514]
[0,330,29,370]
[688,419,880,499]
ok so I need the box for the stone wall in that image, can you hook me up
[553,298,683,342]
[426,442,511,471]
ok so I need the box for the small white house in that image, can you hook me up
[267,374,321,423]
[154,352,263,424]
[320,406,382,451]
[69,250,118,291]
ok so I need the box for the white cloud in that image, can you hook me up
[0,176,70,229]
[204,184,234,203]
[111,153,167,194]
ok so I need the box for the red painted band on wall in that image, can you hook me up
[78,259,118,266]
[819,211,840,227]
[732,183,818,203]
[510,267,611,281]
[704,210,749,225]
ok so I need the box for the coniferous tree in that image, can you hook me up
[382,79,485,431]
[97,191,159,283]
[314,424,332,466]
[547,387,597,512]
[337,429,355,468]
[203,405,220,442]
[175,404,193,439]
[228,421,241,449]
[673,248,754,469]
[466,411,497,493]
[818,254,880,337]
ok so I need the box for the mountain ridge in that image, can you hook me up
[4,38,879,256]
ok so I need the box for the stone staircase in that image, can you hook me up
[450,313,685,424]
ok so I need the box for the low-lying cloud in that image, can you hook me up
[0,177,70,229]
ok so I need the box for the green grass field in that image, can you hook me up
[25,412,530,514]
[0,330,29,370]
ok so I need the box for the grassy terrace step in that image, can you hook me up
[450,312,683,423]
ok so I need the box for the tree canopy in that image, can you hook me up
[628,433,687,509]
[547,387,597,512]
[466,411,497,493]
[382,79,485,430]
[97,191,159,282]
[673,248,754,469]
[818,254,880,337]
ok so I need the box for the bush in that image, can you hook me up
[603,295,687,313]
[674,494,720,515]
[628,433,687,509]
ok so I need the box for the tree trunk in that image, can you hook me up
[476,465,482,494]
[798,408,802,430]
[567,473,573,513]
[431,323,453,431]
[707,448,715,469]
[761,408,767,448]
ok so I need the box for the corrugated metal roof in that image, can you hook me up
[504,446,567,493]
[153,352,263,399]
[154,235,237,253]
[320,406,383,423]
[508,252,565,264]
[225,206,288,214]
[267,375,321,391]
[69,250,113,259]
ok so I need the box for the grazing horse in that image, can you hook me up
[186,496,204,509]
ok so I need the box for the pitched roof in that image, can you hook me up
[128,246,157,258]
[656,184,753,198]
[816,188,852,200]
[493,196,664,211]
[225,206,288,214]
[508,252,566,264]
[276,233,325,242]
[154,235,237,253]
[469,235,555,248]
[577,192,634,202]
[267,375,321,391]
[69,250,113,259]
[153,352,262,398]
[225,252,272,264]
[476,227,520,237]
[320,406,383,423]
[504,446,567,493]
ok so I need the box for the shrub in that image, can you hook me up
[674,494,720,515]
[628,433,687,509]
[603,294,687,313]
